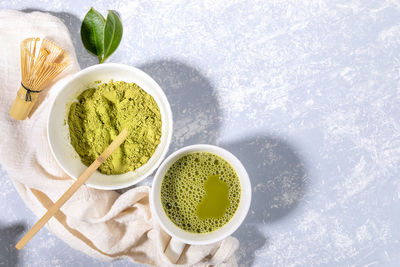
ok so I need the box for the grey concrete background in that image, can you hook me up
[1,0,400,266]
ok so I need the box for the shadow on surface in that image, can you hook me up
[222,135,308,266]
[122,59,221,191]
[0,223,26,267]
[139,60,221,152]
[21,8,98,69]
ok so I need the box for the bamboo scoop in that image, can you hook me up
[15,128,129,250]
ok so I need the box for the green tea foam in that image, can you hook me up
[160,152,241,233]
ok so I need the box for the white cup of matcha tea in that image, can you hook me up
[150,144,252,263]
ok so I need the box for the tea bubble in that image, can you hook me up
[160,152,241,234]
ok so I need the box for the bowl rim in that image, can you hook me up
[47,63,173,190]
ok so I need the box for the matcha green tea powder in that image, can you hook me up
[68,81,162,175]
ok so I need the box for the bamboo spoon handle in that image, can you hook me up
[15,128,129,250]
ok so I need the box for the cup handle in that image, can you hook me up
[165,237,186,263]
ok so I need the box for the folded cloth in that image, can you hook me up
[0,10,238,266]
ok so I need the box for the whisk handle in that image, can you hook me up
[9,86,39,120]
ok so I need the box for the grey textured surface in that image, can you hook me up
[1,0,400,266]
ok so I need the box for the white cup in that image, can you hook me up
[150,144,252,263]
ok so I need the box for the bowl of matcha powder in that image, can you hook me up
[48,63,173,190]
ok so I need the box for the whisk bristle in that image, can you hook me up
[20,38,69,91]
[10,37,70,120]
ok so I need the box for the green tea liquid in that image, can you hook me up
[161,152,241,233]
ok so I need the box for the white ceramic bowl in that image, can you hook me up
[150,144,252,246]
[48,63,173,190]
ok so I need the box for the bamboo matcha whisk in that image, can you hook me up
[9,37,70,120]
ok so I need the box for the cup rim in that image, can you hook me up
[47,63,173,190]
[150,144,252,245]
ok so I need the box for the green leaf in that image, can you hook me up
[101,10,123,63]
[81,8,105,61]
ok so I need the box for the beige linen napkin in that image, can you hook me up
[0,10,238,266]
